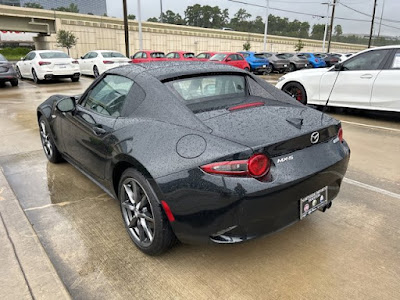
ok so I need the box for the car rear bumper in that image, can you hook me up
[0,69,18,81]
[156,142,350,244]
[272,63,289,70]
[43,73,80,80]
[294,62,309,69]
[249,62,270,70]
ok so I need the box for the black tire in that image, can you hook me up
[288,63,296,72]
[264,65,273,74]
[39,116,63,163]
[10,79,18,87]
[71,76,80,82]
[118,169,177,255]
[32,69,41,84]
[244,67,250,72]
[93,66,100,78]
[282,82,307,105]
[16,67,23,79]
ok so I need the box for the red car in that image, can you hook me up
[209,53,250,70]
[131,51,167,63]
[165,51,197,61]
[196,52,218,61]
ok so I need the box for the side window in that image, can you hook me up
[133,52,142,59]
[81,75,134,117]
[142,52,148,59]
[197,53,206,59]
[175,53,180,59]
[88,52,98,59]
[228,54,236,61]
[82,52,91,59]
[24,52,33,60]
[343,50,389,71]
[390,50,400,69]
[237,54,244,61]
[166,53,175,59]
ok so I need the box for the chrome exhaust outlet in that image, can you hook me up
[318,201,332,213]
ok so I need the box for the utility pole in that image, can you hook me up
[322,1,331,52]
[377,0,385,38]
[122,0,130,57]
[368,0,378,48]
[137,0,143,50]
[160,0,163,23]
[263,0,270,51]
[327,0,336,53]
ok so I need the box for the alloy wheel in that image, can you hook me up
[40,120,53,158]
[93,66,100,78]
[32,70,39,83]
[121,178,155,247]
[16,67,22,79]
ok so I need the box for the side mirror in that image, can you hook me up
[80,56,84,59]
[334,63,343,71]
[20,57,24,61]
[226,58,232,62]
[56,97,76,113]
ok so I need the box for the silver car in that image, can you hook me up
[0,54,18,87]
[279,53,310,72]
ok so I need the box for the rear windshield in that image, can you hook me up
[102,52,125,58]
[39,52,69,59]
[150,52,165,58]
[297,54,307,59]
[183,53,195,58]
[276,54,287,59]
[168,75,246,102]
[0,54,7,61]
[210,53,227,61]
[254,54,266,59]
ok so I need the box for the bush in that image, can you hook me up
[0,47,32,60]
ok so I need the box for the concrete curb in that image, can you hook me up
[0,169,71,300]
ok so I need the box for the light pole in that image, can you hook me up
[160,0,163,23]
[122,0,129,57]
[321,1,331,52]
[263,0,270,51]
[137,0,143,50]
[377,0,386,38]
[368,0,378,48]
[327,0,337,53]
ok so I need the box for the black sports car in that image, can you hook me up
[37,62,350,255]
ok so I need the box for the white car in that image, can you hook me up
[276,45,400,113]
[79,50,131,77]
[16,50,80,83]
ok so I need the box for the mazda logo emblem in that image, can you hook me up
[310,132,320,144]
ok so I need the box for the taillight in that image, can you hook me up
[103,60,114,64]
[38,61,51,66]
[201,154,270,178]
[338,127,343,143]
[314,58,318,62]
[228,102,264,111]
[72,60,79,64]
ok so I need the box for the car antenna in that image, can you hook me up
[322,69,341,112]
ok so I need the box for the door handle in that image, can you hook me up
[92,125,106,135]
[360,74,373,79]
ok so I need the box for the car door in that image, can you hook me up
[226,54,238,68]
[79,52,91,74]
[132,52,143,63]
[322,49,391,108]
[60,74,134,179]
[370,49,400,111]
[87,52,99,75]
[21,52,35,77]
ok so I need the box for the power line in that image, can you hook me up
[340,2,400,24]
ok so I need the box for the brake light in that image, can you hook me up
[338,127,343,143]
[38,61,51,66]
[315,58,318,62]
[103,60,114,64]
[72,60,79,64]
[228,102,264,111]
[201,154,270,178]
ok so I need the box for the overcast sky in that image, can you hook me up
[106,0,400,37]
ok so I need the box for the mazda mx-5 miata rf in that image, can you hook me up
[37,62,350,255]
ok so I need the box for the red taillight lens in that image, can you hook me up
[315,58,318,62]
[72,60,79,64]
[201,154,270,178]
[38,61,51,66]
[338,127,343,143]
[103,60,114,64]
[248,154,269,177]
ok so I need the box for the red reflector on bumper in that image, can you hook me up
[161,200,175,222]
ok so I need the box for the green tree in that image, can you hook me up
[334,24,343,37]
[185,5,228,28]
[162,10,184,25]
[23,2,43,9]
[230,8,252,32]
[311,24,326,40]
[294,39,304,52]
[55,3,79,13]
[127,14,136,20]
[147,17,159,22]
[243,41,251,51]
[56,30,78,55]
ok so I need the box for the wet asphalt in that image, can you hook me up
[0,74,399,299]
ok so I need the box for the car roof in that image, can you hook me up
[168,51,194,54]
[34,50,66,53]
[109,61,246,81]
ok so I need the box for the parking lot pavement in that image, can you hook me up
[0,77,399,299]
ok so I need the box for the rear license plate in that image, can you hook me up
[58,65,67,69]
[284,64,287,67]
[305,64,308,67]
[263,65,266,68]
[300,186,328,219]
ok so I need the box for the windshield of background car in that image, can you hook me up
[39,52,70,59]
[151,52,165,58]
[102,52,125,58]
[0,54,7,61]
[210,54,227,61]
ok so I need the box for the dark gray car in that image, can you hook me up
[258,52,290,73]
[279,53,310,72]
[0,54,18,87]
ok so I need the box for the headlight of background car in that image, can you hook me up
[277,76,285,82]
